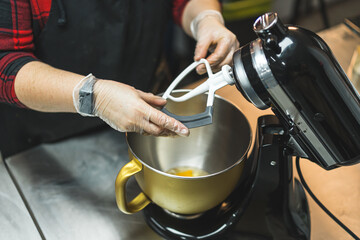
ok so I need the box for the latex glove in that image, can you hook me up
[73,77,189,137]
[191,10,240,75]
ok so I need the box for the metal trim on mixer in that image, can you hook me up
[250,39,336,167]
[233,50,268,109]
[253,12,278,34]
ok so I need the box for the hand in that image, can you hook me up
[90,80,189,136]
[192,12,239,75]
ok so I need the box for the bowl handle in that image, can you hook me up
[115,157,151,214]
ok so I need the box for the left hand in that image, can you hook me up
[193,14,239,75]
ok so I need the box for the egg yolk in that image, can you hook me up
[167,167,208,177]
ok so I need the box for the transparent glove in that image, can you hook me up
[73,76,189,137]
[191,10,240,75]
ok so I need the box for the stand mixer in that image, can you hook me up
[144,12,360,239]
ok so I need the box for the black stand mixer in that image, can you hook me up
[142,12,360,240]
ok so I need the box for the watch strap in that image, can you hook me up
[73,73,97,116]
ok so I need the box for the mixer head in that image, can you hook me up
[232,12,360,169]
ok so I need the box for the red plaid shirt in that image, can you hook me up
[0,0,189,107]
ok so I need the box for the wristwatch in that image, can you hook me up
[78,74,97,115]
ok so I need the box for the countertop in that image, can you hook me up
[6,129,161,240]
[0,154,41,239]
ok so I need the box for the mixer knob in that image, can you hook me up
[264,35,281,53]
[253,12,287,43]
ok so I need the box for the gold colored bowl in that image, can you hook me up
[115,90,252,214]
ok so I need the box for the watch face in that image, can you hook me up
[79,91,92,114]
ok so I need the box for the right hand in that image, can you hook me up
[93,80,189,137]
[192,12,239,75]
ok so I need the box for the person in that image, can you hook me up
[0,0,239,142]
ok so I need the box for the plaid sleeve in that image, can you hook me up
[0,0,38,107]
[172,0,189,26]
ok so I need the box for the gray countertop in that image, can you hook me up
[6,129,161,240]
[2,23,360,240]
[0,154,41,239]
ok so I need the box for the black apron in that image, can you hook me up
[0,0,170,157]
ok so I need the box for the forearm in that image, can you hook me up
[13,61,189,136]
[181,0,221,37]
[14,61,84,113]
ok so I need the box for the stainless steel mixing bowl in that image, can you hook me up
[115,90,252,214]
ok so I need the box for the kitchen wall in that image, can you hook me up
[272,0,342,21]
[272,0,360,31]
